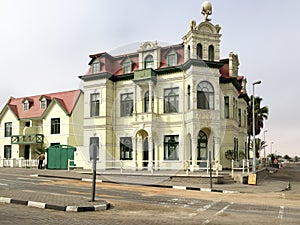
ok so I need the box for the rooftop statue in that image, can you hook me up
[201,1,212,21]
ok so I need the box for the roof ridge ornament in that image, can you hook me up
[201,1,212,22]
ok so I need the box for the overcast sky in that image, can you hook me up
[0,0,299,157]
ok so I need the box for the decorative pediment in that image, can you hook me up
[196,21,221,34]
[139,41,158,51]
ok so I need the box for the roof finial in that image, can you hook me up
[201,1,212,22]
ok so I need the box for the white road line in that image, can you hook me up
[202,202,233,225]
[278,206,285,223]
[197,200,220,212]
[0,183,8,186]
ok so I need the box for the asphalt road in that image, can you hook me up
[0,164,300,225]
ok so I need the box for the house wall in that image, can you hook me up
[43,104,70,147]
[0,109,20,159]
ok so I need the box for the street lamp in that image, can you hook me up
[252,80,261,173]
[270,142,274,155]
[263,130,268,160]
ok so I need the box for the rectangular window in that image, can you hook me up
[234,138,239,160]
[92,61,100,74]
[120,137,133,160]
[4,122,12,137]
[121,93,133,117]
[4,145,12,159]
[90,93,100,117]
[51,118,60,134]
[123,62,132,74]
[224,96,229,119]
[244,110,247,127]
[164,135,179,160]
[164,87,179,113]
[167,54,177,66]
[238,108,242,127]
[89,137,99,160]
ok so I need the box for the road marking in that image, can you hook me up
[197,200,220,212]
[202,202,233,225]
[278,206,285,223]
[17,177,53,182]
[0,183,8,186]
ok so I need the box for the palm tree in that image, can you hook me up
[250,138,267,158]
[247,96,269,158]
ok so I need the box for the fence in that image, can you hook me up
[0,158,38,168]
[231,159,250,176]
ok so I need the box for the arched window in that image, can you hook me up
[187,45,191,59]
[144,91,154,112]
[197,81,214,109]
[144,55,154,69]
[197,43,203,59]
[187,85,191,110]
[198,131,208,161]
[208,45,214,61]
[166,49,177,67]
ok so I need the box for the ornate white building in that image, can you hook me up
[79,2,249,171]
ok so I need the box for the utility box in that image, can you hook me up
[46,145,76,170]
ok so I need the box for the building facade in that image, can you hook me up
[0,90,83,166]
[79,4,249,171]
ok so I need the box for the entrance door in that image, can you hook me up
[24,145,30,160]
[198,131,208,168]
[143,138,149,168]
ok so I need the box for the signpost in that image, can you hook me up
[90,143,98,202]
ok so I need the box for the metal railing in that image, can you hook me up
[0,158,38,168]
[231,159,250,176]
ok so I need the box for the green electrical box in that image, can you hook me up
[46,145,76,170]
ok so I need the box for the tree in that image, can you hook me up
[247,96,269,158]
[250,138,267,158]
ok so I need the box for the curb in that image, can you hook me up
[0,196,110,212]
[37,174,240,194]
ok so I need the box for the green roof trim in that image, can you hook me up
[182,59,225,70]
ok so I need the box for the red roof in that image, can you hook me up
[6,90,82,119]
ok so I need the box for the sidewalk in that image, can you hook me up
[0,167,290,212]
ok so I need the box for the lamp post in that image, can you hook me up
[270,142,274,155]
[263,130,268,163]
[252,81,261,173]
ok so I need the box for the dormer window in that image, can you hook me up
[92,60,101,74]
[122,58,132,74]
[40,98,47,109]
[144,55,154,69]
[24,101,29,111]
[39,96,49,109]
[166,49,178,67]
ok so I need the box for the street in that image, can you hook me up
[0,164,300,224]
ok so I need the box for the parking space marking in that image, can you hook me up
[278,206,285,224]
[197,200,220,212]
[202,202,233,225]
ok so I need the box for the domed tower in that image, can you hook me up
[182,1,221,62]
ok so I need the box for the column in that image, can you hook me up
[154,142,159,170]
[148,83,153,113]
[133,85,137,120]
[132,137,137,170]
[191,137,198,172]
[148,136,153,170]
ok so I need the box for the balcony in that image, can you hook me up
[11,134,44,144]
[134,68,156,83]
